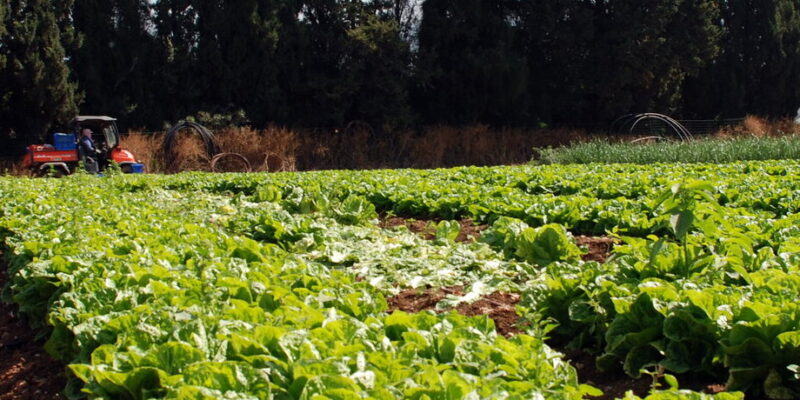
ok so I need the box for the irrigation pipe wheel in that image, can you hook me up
[210,153,252,173]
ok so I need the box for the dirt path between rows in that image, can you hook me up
[386,286,523,337]
[379,216,488,243]
[385,284,726,399]
[0,261,66,400]
[379,216,618,263]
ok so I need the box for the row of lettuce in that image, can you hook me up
[1,176,598,399]
[119,161,800,235]
[1,160,798,399]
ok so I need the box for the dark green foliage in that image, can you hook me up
[193,1,285,127]
[686,0,800,119]
[516,1,595,124]
[0,0,799,144]
[415,0,529,126]
[0,0,80,143]
[583,0,721,120]
[413,0,720,126]
[0,2,6,97]
[278,0,412,130]
[71,0,161,126]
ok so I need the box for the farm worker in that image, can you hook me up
[80,128,97,154]
[79,128,100,172]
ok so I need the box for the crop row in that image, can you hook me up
[121,161,800,230]
[2,161,798,398]
[0,175,591,399]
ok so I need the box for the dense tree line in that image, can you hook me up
[1,0,800,150]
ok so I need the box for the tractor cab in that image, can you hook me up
[70,116,119,157]
[70,116,140,173]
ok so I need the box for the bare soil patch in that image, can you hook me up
[455,292,522,336]
[0,266,66,400]
[561,349,727,400]
[563,349,652,399]
[575,235,616,263]
[379,216,488,243]
[387,285,465,313]
[386,286,522,337]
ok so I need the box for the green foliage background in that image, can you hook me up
[1,0,800,148]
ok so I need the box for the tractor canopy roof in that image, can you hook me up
[71,116,117,123]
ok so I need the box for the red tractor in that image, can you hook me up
[22,116,143,176]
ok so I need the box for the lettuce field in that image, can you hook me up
[2,161,800,399]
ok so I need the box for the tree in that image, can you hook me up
[344,11,414,131]
[0,0,80,146]
[686,0,800,118]
[72,0,163,128]
[516,1,595,125]
[193,0,287,127]
[276,0,412,130]
[387,0,420,42]
[0,1,7,102]
[415,0,529,126]
[583,0,720,121]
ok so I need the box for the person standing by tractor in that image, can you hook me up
[79,128,100,172]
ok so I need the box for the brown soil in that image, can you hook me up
[387,284,728,398]
[379,216,488,243]
[1,265,67,400]
[455,292,523,336]
[563,349,653,399]
[387,286,465,313]
[575,235,616,263]
[386,286,522,337]
[561,349,727,400]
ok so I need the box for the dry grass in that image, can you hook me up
[402,126,587,168]
[170,131,210,173]
[743,115,769,137]
[716,116,800,138]
[0,159,32,176]
[119,125,591,172]
[119,132,162,172]
[213,126,298,172]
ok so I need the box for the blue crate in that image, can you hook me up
[130,163,145,173]
[53,133,76,151]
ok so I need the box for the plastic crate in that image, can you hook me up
[53,133,76,151]
[130,163,145,173]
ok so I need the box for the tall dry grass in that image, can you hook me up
[119,132,162,172]
[0,159,32,176]
[717,115,800,138]
[213,126,299,172]
[91,116,800,173]
[117,125,591,173]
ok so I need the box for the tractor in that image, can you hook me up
[21,116,144,176]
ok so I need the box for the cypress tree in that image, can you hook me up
[685,0,800,119]
[149,0,201,127]
[72,0,159,128]
[0,0,80,144]
[0,0,8,113]
[415,0,528,126]
[194,0,285,126]
[517,1,595,125]
[584,0,720,121]
[725,0,799,117]
[345,12,413,132]
[277,0,411,130]
[282,0,359,128]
